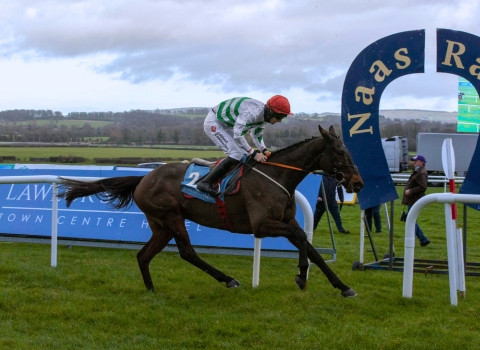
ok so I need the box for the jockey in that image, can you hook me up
[196,95,293,197]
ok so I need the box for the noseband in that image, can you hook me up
[324,162,359,185]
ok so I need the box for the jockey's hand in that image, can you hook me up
[262,149,271,158]
[254,152,267,163]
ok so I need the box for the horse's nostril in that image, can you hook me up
[354,183,364,192]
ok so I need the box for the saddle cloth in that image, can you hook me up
[181,163,242,203]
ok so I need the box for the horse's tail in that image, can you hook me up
[58,176,144,210]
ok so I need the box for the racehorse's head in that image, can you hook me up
[318,125,364,193]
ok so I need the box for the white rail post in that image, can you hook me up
[456,227,465,297]
[252,238,261,288]
[51,183,58,267]
[444,203,458,306]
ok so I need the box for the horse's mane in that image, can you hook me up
[269,136,319,158]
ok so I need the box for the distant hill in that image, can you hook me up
[317,109,457,123]
[379,109,457,123]
[0,107,457,148]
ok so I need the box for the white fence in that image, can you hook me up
[358,174,465,264]
[0,175,102,267]
[402,193,480,306]
[391,173,464,186]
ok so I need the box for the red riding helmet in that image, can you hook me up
[266,95,293,116]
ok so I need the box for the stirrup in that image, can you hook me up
[196,182,219,197]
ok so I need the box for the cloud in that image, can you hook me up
[0,0,478,113]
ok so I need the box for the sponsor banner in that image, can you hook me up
[0,165,320,251]
[341,30,425,209]
[437,29,480,210]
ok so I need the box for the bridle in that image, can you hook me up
[323,162,359,185]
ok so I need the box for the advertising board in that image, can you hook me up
[0,164,320,252]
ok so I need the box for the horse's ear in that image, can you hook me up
[318,125,329,139]
[328,125,337,137]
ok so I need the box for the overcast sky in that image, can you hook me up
[0,0,478,114]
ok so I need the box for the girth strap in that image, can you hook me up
[215,197,233,231]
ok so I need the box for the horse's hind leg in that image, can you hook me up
[137,219,173,292]
[171,219,240,288]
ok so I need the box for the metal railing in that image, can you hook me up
[402,193,480,306]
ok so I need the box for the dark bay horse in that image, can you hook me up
[58,125,364,297]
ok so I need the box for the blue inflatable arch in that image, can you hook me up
[341,30,425,209]
[437,29,480,210]
[341,29,480,210]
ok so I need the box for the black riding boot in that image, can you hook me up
[196,157,239,197]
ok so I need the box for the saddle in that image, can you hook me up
[181,158,244,203]
[181,158,245,231]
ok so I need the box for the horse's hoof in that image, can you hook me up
[341,288,357,297]
[295,274,307,290]
[226,279,241,288]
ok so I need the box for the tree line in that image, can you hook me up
[0,109,456,151]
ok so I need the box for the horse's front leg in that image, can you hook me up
[290,237,356,297]
[255,219,356,297]
[305,243,357,297]
[292,227,309,290]
[254,221,310,290]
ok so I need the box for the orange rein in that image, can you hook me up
[261,161,309,173]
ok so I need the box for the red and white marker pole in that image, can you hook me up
[442,138,465,301]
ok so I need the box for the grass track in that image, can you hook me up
[1,186,479,349]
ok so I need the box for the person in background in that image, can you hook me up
[196,95,292,197]
[313,176,350,234]
[365,204,382,233]
[402,154,431,247]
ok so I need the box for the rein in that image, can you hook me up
[262,161,311,173]
[242,133,360,197]
[262,160,358,184]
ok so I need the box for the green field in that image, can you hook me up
[1,186,479,349]
[0,146,225,164]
